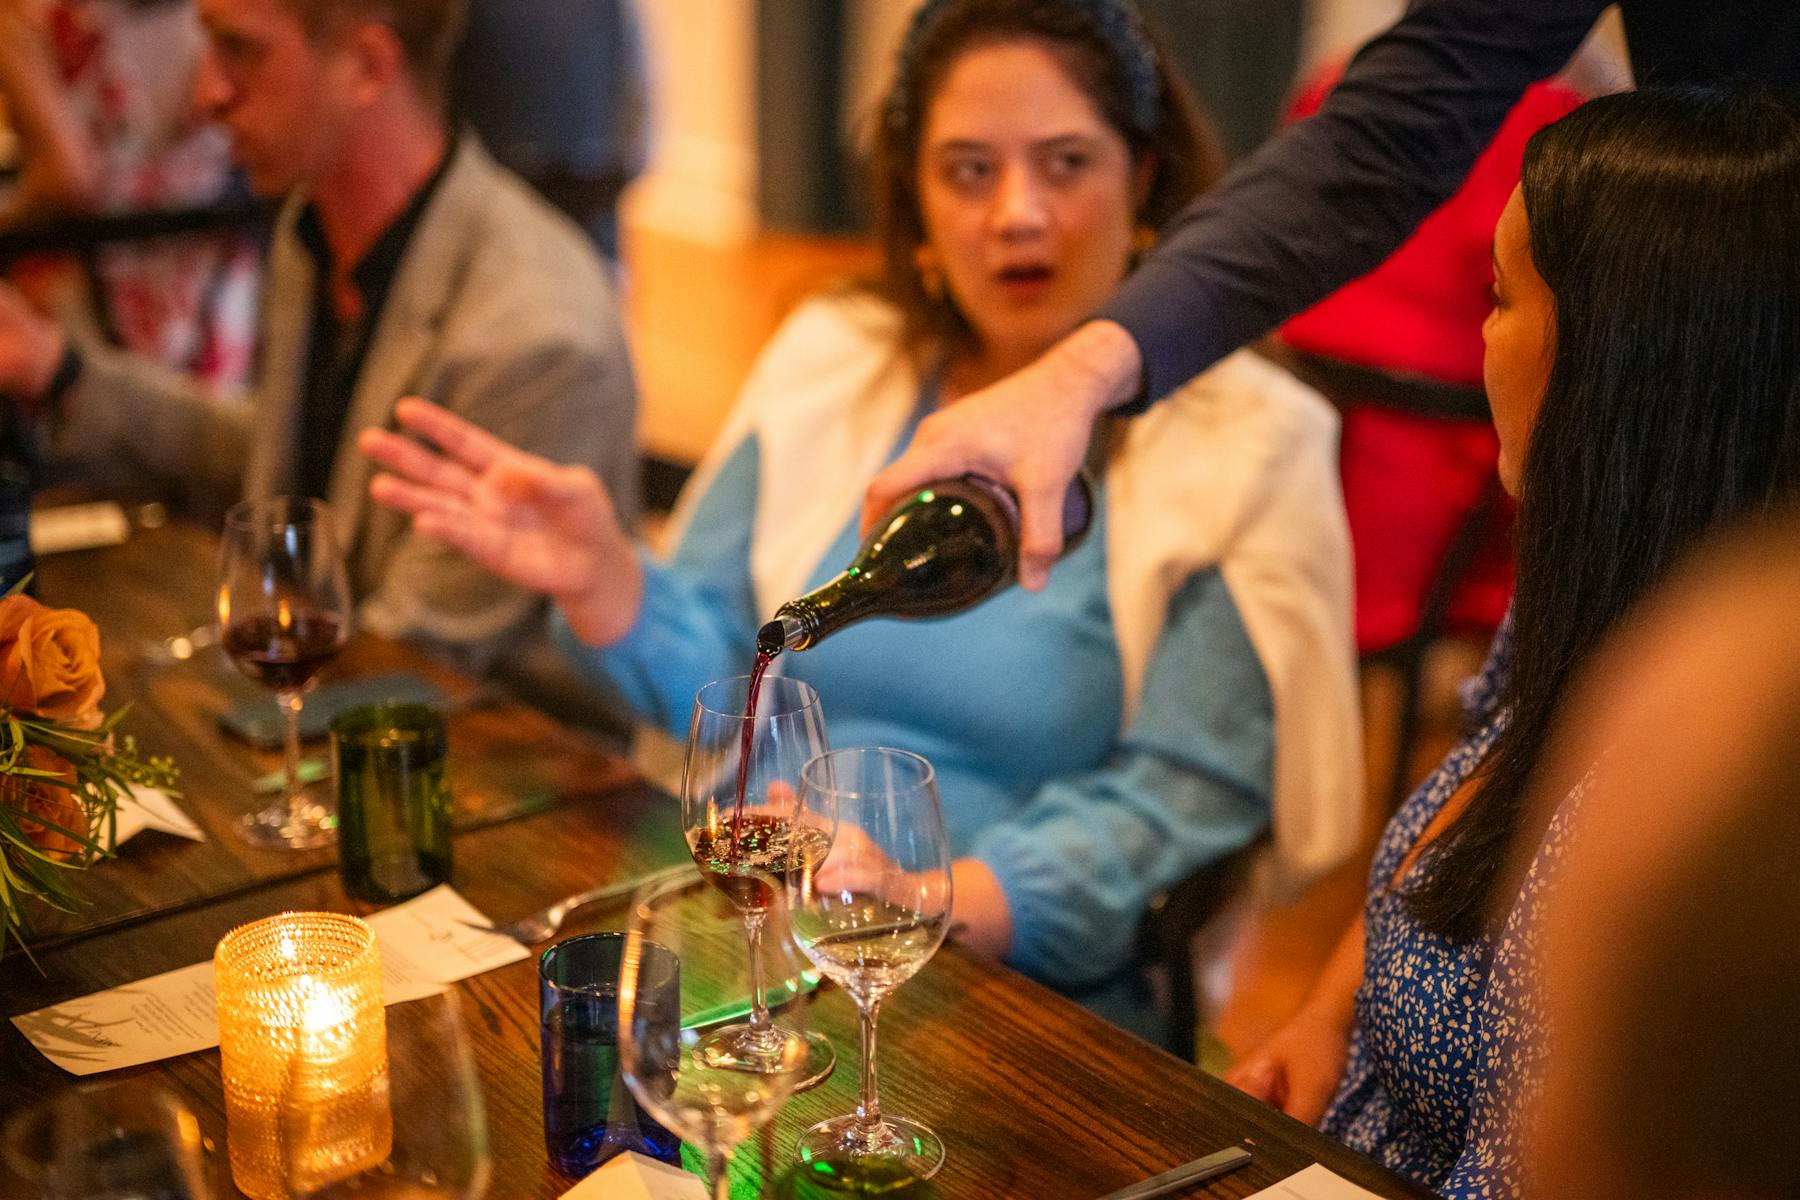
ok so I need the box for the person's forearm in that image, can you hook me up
[51,339,248,497]
[1296,914,1365,1033]
[553,550,642,647]
[558,549,757,737]
[1100,0,1606,402]
[1051,319,1143,416]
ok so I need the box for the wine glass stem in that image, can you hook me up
[743,910,770,1031]
[278,689,305,818]
[709,1147,731,1200]
[854,997,884,1133]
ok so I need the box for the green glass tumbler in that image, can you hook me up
[331,703,452,903]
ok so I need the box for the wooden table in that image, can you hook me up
[0,522,1434,1199]
[13,519,636,954]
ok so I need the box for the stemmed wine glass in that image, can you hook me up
[681,674,836,1087]
[618,873,818,1200]
[284,992,491,1198]
[789,747,952,1186]
[1,1082,213,1199]
[217,496,351,849]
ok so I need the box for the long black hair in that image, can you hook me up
[1409,87,1800,942]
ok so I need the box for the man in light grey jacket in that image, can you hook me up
[0,0,638,674]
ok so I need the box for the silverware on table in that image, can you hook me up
[467,862,698,944]
[1094,1146,1253,1200]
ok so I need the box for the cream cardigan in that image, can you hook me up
[671,294,1362,891]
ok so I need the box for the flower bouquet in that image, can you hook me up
[0,587,178,959]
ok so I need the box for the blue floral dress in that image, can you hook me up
[1321,619,1576,1198]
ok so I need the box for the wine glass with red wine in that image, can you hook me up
[217,496,351,849]
[681,674,835,1088]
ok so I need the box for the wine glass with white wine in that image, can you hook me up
[789,747,952,1189]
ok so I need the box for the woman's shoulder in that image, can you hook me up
[1150,348,1339,446]
[730,289,918,433]
[1108,347,1342,529]
[754,289,908,372]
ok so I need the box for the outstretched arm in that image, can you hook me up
[1102,0,1605,400]
[361,395,642,647]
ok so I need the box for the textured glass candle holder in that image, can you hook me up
[214,912,392,1200]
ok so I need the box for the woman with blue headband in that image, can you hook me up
[363,0,1361,1047]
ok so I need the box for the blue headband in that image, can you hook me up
[886,0,1162,138]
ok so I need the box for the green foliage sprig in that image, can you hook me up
[0,573,180,964]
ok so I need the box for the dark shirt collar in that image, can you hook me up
[289,140,456,503]
[295,140,458,317]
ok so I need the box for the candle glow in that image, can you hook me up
[214,912,392,1200]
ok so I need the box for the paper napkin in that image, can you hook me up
[562,1153,707,1200]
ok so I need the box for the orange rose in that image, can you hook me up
[0,594,105,725]
[5,744,84,860]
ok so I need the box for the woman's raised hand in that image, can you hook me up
[360,398,642,645]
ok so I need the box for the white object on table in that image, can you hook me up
[1247,1164,1387,1199]
[110,786,206,848]
[562,1152,707,1200]
[28,503,131,556]
[10,885,527,1076]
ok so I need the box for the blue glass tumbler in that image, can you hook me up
[539,933,682,1177]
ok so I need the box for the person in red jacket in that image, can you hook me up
[1278,66,1581,655]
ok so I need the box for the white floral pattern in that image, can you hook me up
[1322,615,1576,1199]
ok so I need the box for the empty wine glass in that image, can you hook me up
[1,1082,213,1199]
[217,496,352,849]
[789,747,952,1187]
[284,992,491,1198]
[618,873,817,1200]
[681,674,835,1087]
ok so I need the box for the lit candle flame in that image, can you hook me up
[297,976,352,1035]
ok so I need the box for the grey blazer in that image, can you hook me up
[54,137,640,672]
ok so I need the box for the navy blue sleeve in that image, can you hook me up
[1100,0,1608,404]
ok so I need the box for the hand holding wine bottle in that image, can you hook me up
[860,320,1141,591]
[358,398,641,645]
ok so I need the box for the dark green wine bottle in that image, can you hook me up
[757,473,1094,653]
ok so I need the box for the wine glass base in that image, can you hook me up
[795,1114,944,1187]
[238,799,336,850]
[697,1024,836,1091]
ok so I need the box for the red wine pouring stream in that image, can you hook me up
[714,473,1093,871]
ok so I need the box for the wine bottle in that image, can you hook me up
[758,473,1093,653]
